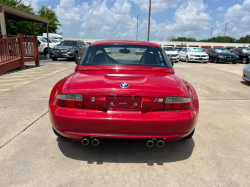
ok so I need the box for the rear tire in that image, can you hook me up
[243,57,248,64]
[186,56,189,63]
[182,129,195,140]
[74,52,78,61]
[52,58,57,61]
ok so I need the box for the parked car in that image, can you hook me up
[206,48,239,64]
[231,48,250,64]
[162,46,179,63]
[179,47,209,63]
[37,37,57,55]
[49,40,199,147]
[50,40,87,61]
[42,33,63,42]
[242,64,250,82]
[135,48,146,54]
[175,47,183,53]
[42,37,61,45]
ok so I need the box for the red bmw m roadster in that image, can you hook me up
[49,40,199,147]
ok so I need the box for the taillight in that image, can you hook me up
[55,94,84,108]
[164,97,192,110]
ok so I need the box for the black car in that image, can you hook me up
[50,40,87,61]
[231,48,250,64]
[206,48,239,64]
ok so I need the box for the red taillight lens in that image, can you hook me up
[164,97,192,110]
[55,94,84,108]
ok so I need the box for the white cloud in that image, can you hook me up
[130,0,182,13]
[164,0,212,32]
[216,6,224,11]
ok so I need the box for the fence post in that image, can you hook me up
[33,35,40,66]
[17,33,25,69]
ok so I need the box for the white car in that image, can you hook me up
[162,46,179,63]
[37,37,57,55]
[179,47,209,63]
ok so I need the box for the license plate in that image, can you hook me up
[199,58,203,60]
[107,96,141,111]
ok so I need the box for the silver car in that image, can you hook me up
[242,64,250,82]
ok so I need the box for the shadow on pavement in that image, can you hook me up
[57,138,195,165]
[240,81,250,86]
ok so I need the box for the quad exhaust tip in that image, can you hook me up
[92,138,99,146]
[157,139,164,147]
[146,139,154,147]
[81,137,90,145]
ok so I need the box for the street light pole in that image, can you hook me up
[211,27,213,38]
[147,0,151,41]
[224,23,228,37]
[136,15,139,40]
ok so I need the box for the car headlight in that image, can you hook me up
[235,55,239,58]
[218,55,224,58]
[190,54,195,57]
[69,48,75,52]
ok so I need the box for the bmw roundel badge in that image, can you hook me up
[120,83,129,88]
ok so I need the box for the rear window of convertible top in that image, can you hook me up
[78,45,172,67]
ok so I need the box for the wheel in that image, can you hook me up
[44,48,51,56]
[214,58,217,63]
[52,58,57,61]
[182,129,195,140]
[243,57,248,64]
[186,56,189,63]
[74,52,78,61]
[52,127,64,138]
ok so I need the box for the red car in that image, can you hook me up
[49,40,199,147]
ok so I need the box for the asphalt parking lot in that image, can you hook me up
[1,59,250,186]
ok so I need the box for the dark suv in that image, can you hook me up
[231,48,250,64]
[50,40,87,61]
[206,48,239,64]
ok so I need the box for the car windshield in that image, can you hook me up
[163,47,175,51]
[59,41,77,46]
[242,49,250,53]
[49,38,57,43]
[188,48,203,52]
[79,45,171,67]
[38,37,47,43]
[215,49,230,53]
[175,48,183,51]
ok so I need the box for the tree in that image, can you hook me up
[200,36,236,43]
[236,35,250,43]
[0,0,62,35]
[171,37,197,42]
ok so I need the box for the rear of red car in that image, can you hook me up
[49,41,199,147]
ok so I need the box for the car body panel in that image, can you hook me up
[49,40,199,143]
[243,64,250,81]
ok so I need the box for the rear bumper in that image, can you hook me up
[242,74,250,82]
[49,101,199,142]
[50,52,75,58]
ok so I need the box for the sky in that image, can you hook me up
[22,0,250,41]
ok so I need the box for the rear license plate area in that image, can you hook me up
[107,96,141,111]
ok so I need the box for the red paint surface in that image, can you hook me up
[49,41,199,143]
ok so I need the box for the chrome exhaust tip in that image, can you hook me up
[92,138,99,146]
[146,139,154,147]
[81,137,90,145]
[157,139,164,147]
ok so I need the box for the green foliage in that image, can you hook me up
[171,37,197,42]
[0,0,62,35]
[200,36,236,43]
[236,35,250,43]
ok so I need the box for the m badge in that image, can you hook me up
[154,98,163,102]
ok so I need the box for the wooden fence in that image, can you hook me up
[0,34,39,74]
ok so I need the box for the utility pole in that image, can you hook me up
[136,15,139,40]
[224,23,228,37]
[147,0,151,41]
[211,27,213,38]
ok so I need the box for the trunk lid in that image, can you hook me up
[68,70,180,111]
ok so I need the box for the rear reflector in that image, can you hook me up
[56,94,84,108]
[164,97,192,110]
